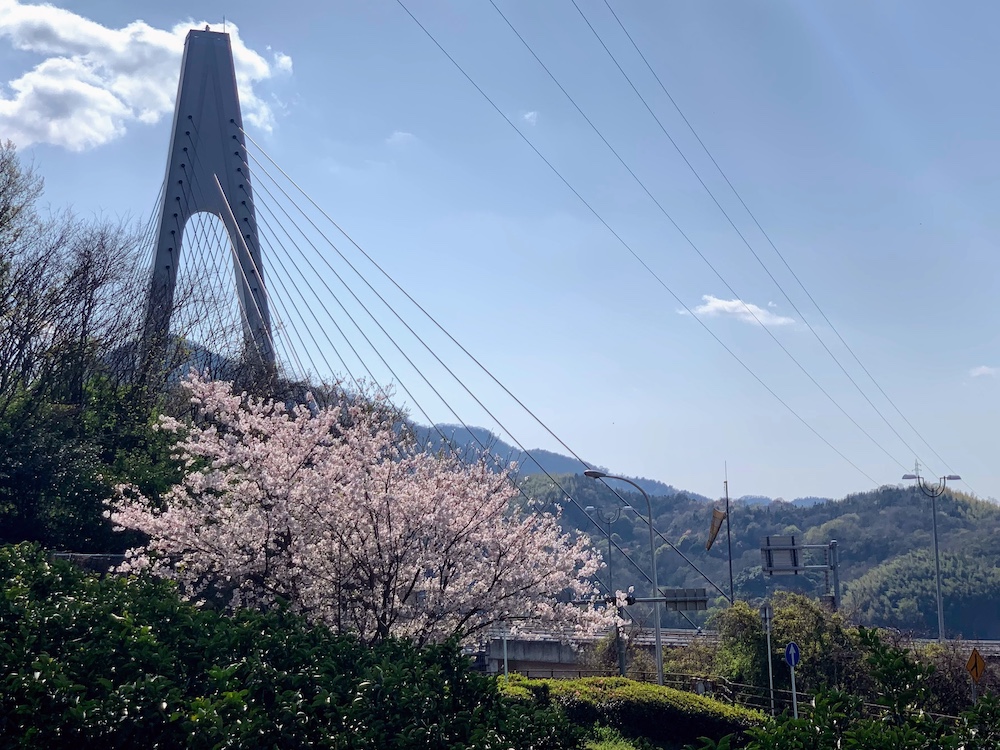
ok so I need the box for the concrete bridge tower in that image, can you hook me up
[143,28,274,379]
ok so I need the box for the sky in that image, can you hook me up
[1,0,998,503]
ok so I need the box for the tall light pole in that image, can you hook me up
[584,469,663,686]
[586,504,626,676]
[902,468,961,642]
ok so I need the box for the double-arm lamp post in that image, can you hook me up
[584,469,663,686]
[902,470,961,643]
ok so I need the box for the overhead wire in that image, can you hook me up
[595,0,972,492]
[247,156,586,494]
[485,0,908,473]
[392,0,879,486]
[258,218,351,385]
[214,173,304,381]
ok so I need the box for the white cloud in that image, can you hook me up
[0,2,292,151]
[970,366,998,378]
[272,52,293,73]
[385,130,416,147]
[683,295,795,326]
[522,110,538,126]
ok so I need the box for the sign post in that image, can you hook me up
[760,604,775,716]
[967,647,986,703]
[785,641,800,719]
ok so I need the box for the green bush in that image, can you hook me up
[501,675,764,746]
[0,543,577,749]
[688,629,1000,750]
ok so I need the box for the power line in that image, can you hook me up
[395,0,879,486]
[486,0,909,473]
[596,0,971,491]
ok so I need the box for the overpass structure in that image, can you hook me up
[479,626,1000,677]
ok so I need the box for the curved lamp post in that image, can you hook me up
[584,469,663,685]
[586,504,626,676]
[902,470,961,642]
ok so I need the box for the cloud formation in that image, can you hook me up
[0,2,291,151]
[970,365,998,378]
[686,295,795,326]
[385,130,416,147]
[522,110,538,126]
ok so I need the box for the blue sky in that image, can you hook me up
[1,0,997,502]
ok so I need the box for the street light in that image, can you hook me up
[902,470,961,642]
[584,469,663,686]
[585,504,626,676]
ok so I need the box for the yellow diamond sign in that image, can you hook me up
[966,648,986,684]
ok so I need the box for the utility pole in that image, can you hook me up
[724,471,734,605]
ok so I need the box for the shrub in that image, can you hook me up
[501,675,764,746]
[0,543,577,749]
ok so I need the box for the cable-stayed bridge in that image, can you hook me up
[130,27,721,634]
[128,27,984,644]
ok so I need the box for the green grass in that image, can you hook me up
[586,725,643,749]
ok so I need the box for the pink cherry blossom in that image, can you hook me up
[111,373,608,645]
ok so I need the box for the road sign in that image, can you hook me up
[785,642,801,719]
[759,603,773,633]
[967,648,987,684]
[785,641,801,668]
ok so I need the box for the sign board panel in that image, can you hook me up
[967,648,986,684]
[660,588,708,612]
[760,535,801,575]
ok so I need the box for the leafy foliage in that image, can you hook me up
[0,142,181,553]
[847,549,1000,638]
[664,593,869,710]
[0,542,579,749]
[665,591,1000,731]
[500,675,764,747]
[686,629,1000,750]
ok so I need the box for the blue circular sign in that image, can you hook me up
[785,641,800,668]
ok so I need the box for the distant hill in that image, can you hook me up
[737,495,831,507]
[522,476,1000,639]
[413,423,709,501]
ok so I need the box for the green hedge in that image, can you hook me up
[0,543,578,749]
[501,675,764,746]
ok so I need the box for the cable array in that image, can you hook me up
[597,0,962,485]
[392,0,972,497]
[240,136,726,606]
[579,0,969,491]
[128,3,980,626]
[394,0,879,486]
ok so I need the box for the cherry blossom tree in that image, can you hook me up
[111,373,606,645]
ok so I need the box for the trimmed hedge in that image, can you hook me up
[501,675,765,746]
[0,543,578,749]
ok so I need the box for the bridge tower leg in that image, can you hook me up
[143,28,274,383]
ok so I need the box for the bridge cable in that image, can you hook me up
[244,140,731,604]
[249,166,657,617]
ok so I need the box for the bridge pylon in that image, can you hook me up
[142,28,274,384]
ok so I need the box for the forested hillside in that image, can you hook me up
[522,473,1000,638]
